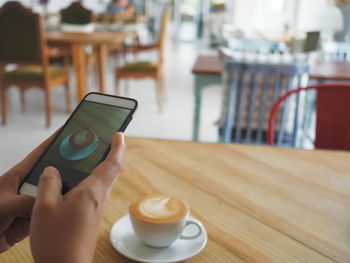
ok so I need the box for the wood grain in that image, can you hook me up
[96,44,108,94]
[1,138,350,262]
[72,43,87,101]
[46,31,136,45]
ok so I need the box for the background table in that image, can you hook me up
[47,31,136,102]
[2,137,350,262]
[310,61,350,82]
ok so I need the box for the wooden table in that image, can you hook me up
[192,56,222,141]
[46,31,136,102]
[2,137,350,262]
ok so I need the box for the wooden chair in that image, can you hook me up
[218,47,310,144]
[60,2,93,25]
[268,84,350,150]
[60,2,99,83]
[58,1,94,57]
[115,7,170,111]
[0,2,70,127]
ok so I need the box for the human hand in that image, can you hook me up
[30,132,125,263]
[0,133,56,253]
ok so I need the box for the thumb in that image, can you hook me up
[36,166,62,204]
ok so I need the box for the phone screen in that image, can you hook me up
[23,100,132,193]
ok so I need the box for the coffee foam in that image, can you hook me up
[129,195,188,224]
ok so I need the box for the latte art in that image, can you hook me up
[140,197,179,219]
[69,128,95,149]
[130,195,188,224]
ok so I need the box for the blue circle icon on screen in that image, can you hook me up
[59,129,99,161]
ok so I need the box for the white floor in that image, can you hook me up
[0,26,222,174]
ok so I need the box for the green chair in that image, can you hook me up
[0,2,71,127]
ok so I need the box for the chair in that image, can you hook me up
[0,2,70,127]
[60,2,93,25]
[218,47,309,144]
[44,3,92,68]
[268,84,350,151]
[115,7,170,111]
[60,2,98,82]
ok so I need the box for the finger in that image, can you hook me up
[79,132,125,197]
[89,132,125,186]
[0,195,35,217]
[105,132,126,163]
[3,218,30,250]
[9,128,61,181]
[36,167,62,204]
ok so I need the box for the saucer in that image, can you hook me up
[59,132,99,161]
[110,215,207,263]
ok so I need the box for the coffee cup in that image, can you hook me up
[69,128,96,149]
[129,195,203,248]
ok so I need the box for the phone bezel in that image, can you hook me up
[19,92,138,197]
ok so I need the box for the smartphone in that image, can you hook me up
[19,92,138,197]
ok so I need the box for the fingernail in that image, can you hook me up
[43,166,58,176]
[116,132,124,140]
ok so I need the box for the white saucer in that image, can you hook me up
[110,215,207,263]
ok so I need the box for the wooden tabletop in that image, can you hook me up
[310,61,350,81]
[46,30,136,45]
[2,137,350,262]
[192,56,221,75]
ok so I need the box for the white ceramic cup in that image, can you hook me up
[129,211,203,248]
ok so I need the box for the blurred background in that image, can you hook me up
[0,0,349,173]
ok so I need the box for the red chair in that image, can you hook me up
[268,84,350,150]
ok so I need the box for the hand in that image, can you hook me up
[30,132,125,263]
[0,133,56,252]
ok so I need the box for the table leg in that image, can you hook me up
[96,44,108,94]
[192,74,222,141]
[72,43,87,102]
[193,75,202,141]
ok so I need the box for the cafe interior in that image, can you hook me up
[1,0,350,262]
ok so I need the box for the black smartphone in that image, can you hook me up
[19,92,138,196]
